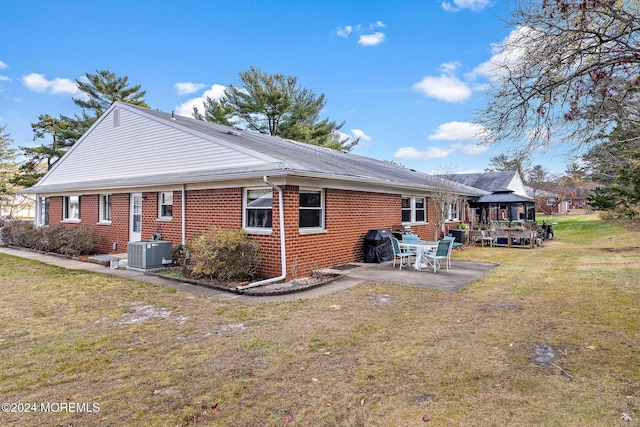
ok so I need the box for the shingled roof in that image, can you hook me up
[22,102,487,197]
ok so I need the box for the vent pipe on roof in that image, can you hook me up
[171,111,176,120]
[236,176,287,290]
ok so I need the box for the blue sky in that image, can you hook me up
[0,0,571,176]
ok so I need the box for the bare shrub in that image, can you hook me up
[0,221,102,256]
[46,225,103,256]
[0,221,41,248]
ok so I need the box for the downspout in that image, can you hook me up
[181,185,186,246]
[237,176,287,290]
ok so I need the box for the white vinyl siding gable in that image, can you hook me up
[37,107,276,187]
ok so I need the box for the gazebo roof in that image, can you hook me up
[473,191,534,204]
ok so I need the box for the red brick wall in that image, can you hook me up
[46,187,438,280]
[49,197,62,223]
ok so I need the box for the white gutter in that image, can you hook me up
[236,176,287,290]
[181,184,186,246]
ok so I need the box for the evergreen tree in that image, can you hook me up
[196,67,358,151]
[74,69,148,118]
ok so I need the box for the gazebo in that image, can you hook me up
[469,189,536,226]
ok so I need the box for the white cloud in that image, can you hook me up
[0,75,11,82]
[351,129,372,142]
[394,142,488,160]
[412,74,471,103]
[358,32,385,46]
[439,61,460,75]
[450,142,490,155]
[395,146,455,160]
[442,0,491,12]
[22,73,82,96]
[468,26,531,83]
[395,122,490,160]
[174,84,227,117]
[336,25,353,38]
[175,82,208,95]
[22,73,50,92]
[336,22,386,46]
[0,60,7,69]
[428,121,487,141]
[49,78,81,94]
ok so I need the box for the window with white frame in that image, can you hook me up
[158,192,173,218]
[447,200,460,221]
[63,196,80,221]
[299,189,324,229]
[244,188,272,229]
[99,194,112,222]
[37,196,49,226]
[401,196,427,223]
[547,198,556,206]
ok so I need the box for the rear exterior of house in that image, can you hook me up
[23,102,485,281]
[37,187,439,279]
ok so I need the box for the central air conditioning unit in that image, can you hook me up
[127,241,173,270]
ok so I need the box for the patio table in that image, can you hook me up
[399,241,438,271]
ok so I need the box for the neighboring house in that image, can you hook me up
[444,171,536,225]
[1,193,35,220]
[20,102,486,281]
[525,186,566,215]
[526,185,592,215]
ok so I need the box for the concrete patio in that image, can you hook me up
[0,246,498,302]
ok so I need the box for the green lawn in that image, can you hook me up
[1,214,639,426]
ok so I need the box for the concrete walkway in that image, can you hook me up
[0,246,498,302]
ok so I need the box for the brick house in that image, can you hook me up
[20,102,486,281]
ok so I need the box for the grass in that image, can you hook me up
[1,213,639,426]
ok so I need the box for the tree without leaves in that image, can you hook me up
[432,170,465,240]
[526,164,551,210]
[196,67,358,151]
[0,126,27,218]
[477,0,640,151]
[0,126,16,196]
